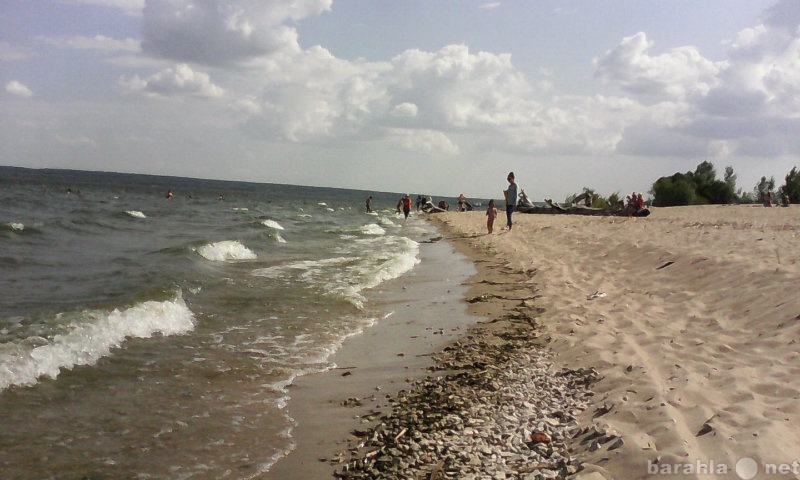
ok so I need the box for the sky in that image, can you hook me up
[2,0,799,200]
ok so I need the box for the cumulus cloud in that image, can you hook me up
[119,63,225,99]
[390,102,418,118]
[594,31,722,101]
[387,128,460,155]
[141,0,332,65]
[592,0,800,160]
[6,80,33,98]
[238,43,542,146]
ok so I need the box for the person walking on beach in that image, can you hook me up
[486,199,498,234]
[401,194,413,220]
[503,172,518,230]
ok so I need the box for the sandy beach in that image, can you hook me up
[433,205,800,479]
[267,205,800,480]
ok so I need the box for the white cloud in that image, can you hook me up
[40,35,140,53]
[390,102,418,118]
[480,3,501,10]
[119,63,225,99]
[65,0,145,16]
[6,80,33,98]
[388,128,460,155]
[594,32,722,101]
[141,0,332,65]
[0,42,29,62]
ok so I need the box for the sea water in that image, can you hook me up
[0,168,453,479]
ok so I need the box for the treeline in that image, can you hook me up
[567,161,800,208]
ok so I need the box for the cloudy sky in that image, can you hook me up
[2,0,799,200]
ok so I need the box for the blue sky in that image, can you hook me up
[1,0,797,200]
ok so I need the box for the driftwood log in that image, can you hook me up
[516,199,651,217]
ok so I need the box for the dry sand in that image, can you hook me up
[433,205,800,479]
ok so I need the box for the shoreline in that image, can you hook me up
[262,229,483,479]
[264,205,800,480]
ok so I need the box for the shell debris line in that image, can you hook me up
[330,297,601,480]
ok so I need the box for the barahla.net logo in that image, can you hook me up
[648,457,800,478]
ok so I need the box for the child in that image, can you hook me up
[486,199,498,234]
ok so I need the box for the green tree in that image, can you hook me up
[780,167,800,203]
[724,166,737,193]
[755,176,776,204]
[652,161,736,206]
[692,161,736,204]
[652,173,697,206]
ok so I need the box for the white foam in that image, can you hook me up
[252,237,420,309]
[377,217,397,227]
[360,224,386,235]
[125,210,146,219]
[7,222,24,231]
[261,219,285,230]
[196,240,257,262]
[0,296,196,390]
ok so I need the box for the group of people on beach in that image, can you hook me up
[363,171,520,233]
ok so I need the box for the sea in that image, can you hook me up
[0,167,466,480]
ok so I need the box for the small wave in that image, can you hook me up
[275,234,287,244]
[125,210,146,219]
[361,224,386,235]
[251,237,420,309]
[4,222,25,231]
[196,240,257,262]
[261,219,285,230]
[377,217,397,227]
[0,295,196,390]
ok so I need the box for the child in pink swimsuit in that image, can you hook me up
[486,199,498,234]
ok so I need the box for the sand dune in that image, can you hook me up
[434,205,800,479]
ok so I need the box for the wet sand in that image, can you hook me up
[262,235,481,479]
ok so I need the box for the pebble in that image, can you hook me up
[330,306,599,479]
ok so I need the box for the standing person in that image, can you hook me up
[365,195,373,213]
[486,199,498,234]
[503,172,517,230]
[457,194,466,212]
[401,194,413,220]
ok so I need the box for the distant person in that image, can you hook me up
[401,194,413,220]
[457,194,467,212]
[438,200,450,211]
[486,199,498,234]
[503,172,517,230]
[366,195,373,213]
[218,193,224,201]
[166,190,174,200]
